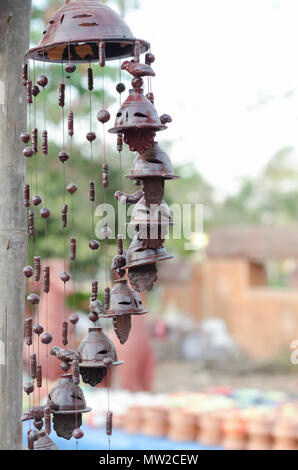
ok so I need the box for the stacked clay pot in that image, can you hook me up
[167,409,198,442]
[197,411,224,446]
[142,406,168,437]
[272,417,298,450]
[123,406,145,434]
[221,411,247,450]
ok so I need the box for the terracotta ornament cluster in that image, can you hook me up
[21,0,178,450]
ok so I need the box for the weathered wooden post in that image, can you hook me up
[0,0,31,450]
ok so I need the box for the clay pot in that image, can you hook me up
[142,406,168,437]
[123,406,145,434]
[246,415,273,450]
[272,418,298,450]
[222,413,247,450]
[167,410,198,442]
[197,412,223,446]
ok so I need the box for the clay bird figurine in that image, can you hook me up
[50,346,77,363]
[121,60,155,78]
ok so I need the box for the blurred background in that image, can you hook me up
[24,0,298,450]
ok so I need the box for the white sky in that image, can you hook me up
[125,0,298,197]
[33,0,298,197]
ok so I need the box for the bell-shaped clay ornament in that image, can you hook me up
[25,1,149,63]
[125,234,173,269]
[32,432,59,450]
[126,143,179,180]
[109,88,166,134]
[48,373,91,440]
[77,328,124,387]
[129,197,173,227]
[104,279,148,317]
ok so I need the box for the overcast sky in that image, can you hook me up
[33,0,298,197]
[125,0,298,197]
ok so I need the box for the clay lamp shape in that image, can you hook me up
[125,143,179,180]
[48,373,91,440]
[77,327,124,387]
[25,0,149,63]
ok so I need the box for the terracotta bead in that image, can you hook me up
[20,132,30,144]
[60,271,70,283]
[70,237,76,261]
[30,353,37,379]
[131,77,143,89]
[97,109,110,124]
[86,131,96,142]
[40,332,53,345]
[43,265,50,293]
[67,182,77,194]
[70,313,79,325]
[24,184,30,208]
[72,428,84,440]
[25,317,32,346]
[61,203,68,228]
[91,280,98,300]
[102,163,109,188]
[60,361,70,372]
[23,147,33,158]
[33,323,44,335]
[88,312,98,323]
[31,128,38,154]
[23,266,33,278]
[72,359,80,385]
[88,67,93,91]
[40,207,50,219]
[65,63,76,74]
[29,430,39,442]
[36,365,42,388]
[22,63,28,86]
[62,321,68,346]
[59,82,65,107]
[58,151,70,163]
[89,240,100,250]
[24,382,34,395]
[41,130,48,155]
[32,85,40,97]
[34,256,41,282]
[117,133,123,152]
[89,181,95,201]
[104,287,110,311]
[106,411,113,436]
[116,83,125,94]
[68,110,74,137]
[26,80,32,104]
[37,74,48,88]
[32,195,42,206]
[99,40,105,67]
[145,52,155,64]
[27,293,39,305]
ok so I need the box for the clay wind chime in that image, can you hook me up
[21,0,178,450]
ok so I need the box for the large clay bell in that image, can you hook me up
[109,88,166,133]
[25,0,149,63]
[77,327,124,387]
[104,279,148,317]
[49,373,91,440]
[125,234,173,269]
[126,143,179,180]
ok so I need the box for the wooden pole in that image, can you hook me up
[0,0,31,450]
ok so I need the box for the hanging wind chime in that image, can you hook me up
[21,0,178,450]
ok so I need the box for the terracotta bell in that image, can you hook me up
[125,234,173,269]
[25,0,149,63]
[28,432,59,451]
[49,373,91,440]
[109,88,166,134]
[129,197,173,227]
[126,143,179,180]
[103,279,148,317]
[77,327,124,386]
